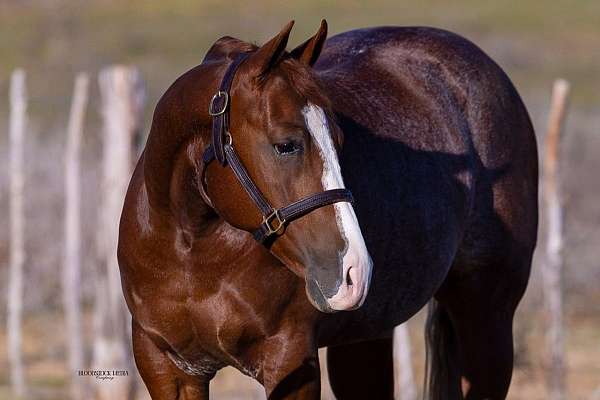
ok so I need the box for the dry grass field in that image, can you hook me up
[0,309,598,399]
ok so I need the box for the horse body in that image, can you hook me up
[316,27,476,344]
[119,24,537,400]
[315,27,537,348]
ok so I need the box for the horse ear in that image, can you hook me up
[246,20,294,77]
[290,19,328,67]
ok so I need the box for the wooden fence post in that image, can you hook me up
[7,69,27,398]
[93,65,145,400]
[394,323,417,400]
[319,349,336,400]
[7,69,27,399]
[542,79,570,400]
[63,73,90,400]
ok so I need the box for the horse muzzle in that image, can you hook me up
[305,254,373,313]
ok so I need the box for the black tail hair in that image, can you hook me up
[424,300,463,399]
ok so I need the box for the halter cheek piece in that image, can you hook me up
[201,52,354,246]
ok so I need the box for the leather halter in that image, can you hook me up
[202,52,354,246]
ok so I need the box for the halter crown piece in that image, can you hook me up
[202,52,354,247]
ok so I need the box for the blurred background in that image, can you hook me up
[0,1,598,399]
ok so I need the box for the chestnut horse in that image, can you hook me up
[118,20,537,399]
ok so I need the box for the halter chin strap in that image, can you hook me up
[202,52,354,246]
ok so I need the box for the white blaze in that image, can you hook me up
[302,103,373,310]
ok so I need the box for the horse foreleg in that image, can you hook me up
[256,336,320,400]
[132,320,211,400]
[326,337,395,399]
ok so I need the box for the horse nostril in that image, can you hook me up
[346,267,354,286]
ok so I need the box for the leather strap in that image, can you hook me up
[252,189,354,244]
[223,144,273,216]
[208,53,249,165]
[202,51,355,246]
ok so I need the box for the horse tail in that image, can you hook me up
[424,299,463,400]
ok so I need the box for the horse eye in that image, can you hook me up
[274,141,301,156]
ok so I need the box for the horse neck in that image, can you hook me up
[142,149,261,279]
[142,132,216,240]
[141,53,268,254]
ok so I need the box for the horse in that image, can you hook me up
[118,19,538,400]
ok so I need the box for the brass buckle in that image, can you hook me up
[263,209,286,236]
[208,91,229,116]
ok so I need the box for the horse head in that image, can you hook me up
[201,20,373,313]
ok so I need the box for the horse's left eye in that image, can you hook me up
[274,141,301,156]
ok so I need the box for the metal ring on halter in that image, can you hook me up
[209,91,229,116]
[224,132,233,146]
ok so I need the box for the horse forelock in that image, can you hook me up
[204,36,331,113]
[276,56,331,111]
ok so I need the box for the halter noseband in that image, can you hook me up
[202,52,354,246]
